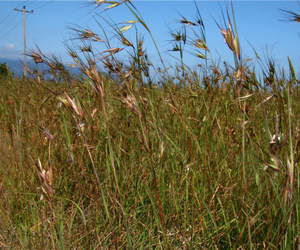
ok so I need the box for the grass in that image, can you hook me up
[1,0,300,249]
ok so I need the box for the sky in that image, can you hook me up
[0,0,300,76]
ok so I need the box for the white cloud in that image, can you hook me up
[0,44,21,60]
[3,44,15,52]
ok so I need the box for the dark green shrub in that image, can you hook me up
[0,62,8,77]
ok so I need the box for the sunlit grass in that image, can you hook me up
[0,0,299,249]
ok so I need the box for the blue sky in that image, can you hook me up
[0,0,299,75]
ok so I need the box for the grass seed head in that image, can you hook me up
[36,158,54,200]
[279,8,300,23]
[193,39,209,51]
[221,21,240,60]
[28,52,44,64]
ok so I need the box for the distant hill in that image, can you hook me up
[0,58,123,84]
[0,58,24,76]
[0,57,81,78]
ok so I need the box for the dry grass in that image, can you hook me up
[0,1,300,249]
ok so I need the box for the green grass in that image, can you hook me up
[0,1,300,249]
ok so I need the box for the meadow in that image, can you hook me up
[0,1,300,249]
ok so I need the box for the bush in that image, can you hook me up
[0,62,9,77]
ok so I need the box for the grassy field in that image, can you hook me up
[1,1,300,249]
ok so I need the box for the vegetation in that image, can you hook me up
[0,1,299,249]
[0,62,9,77]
